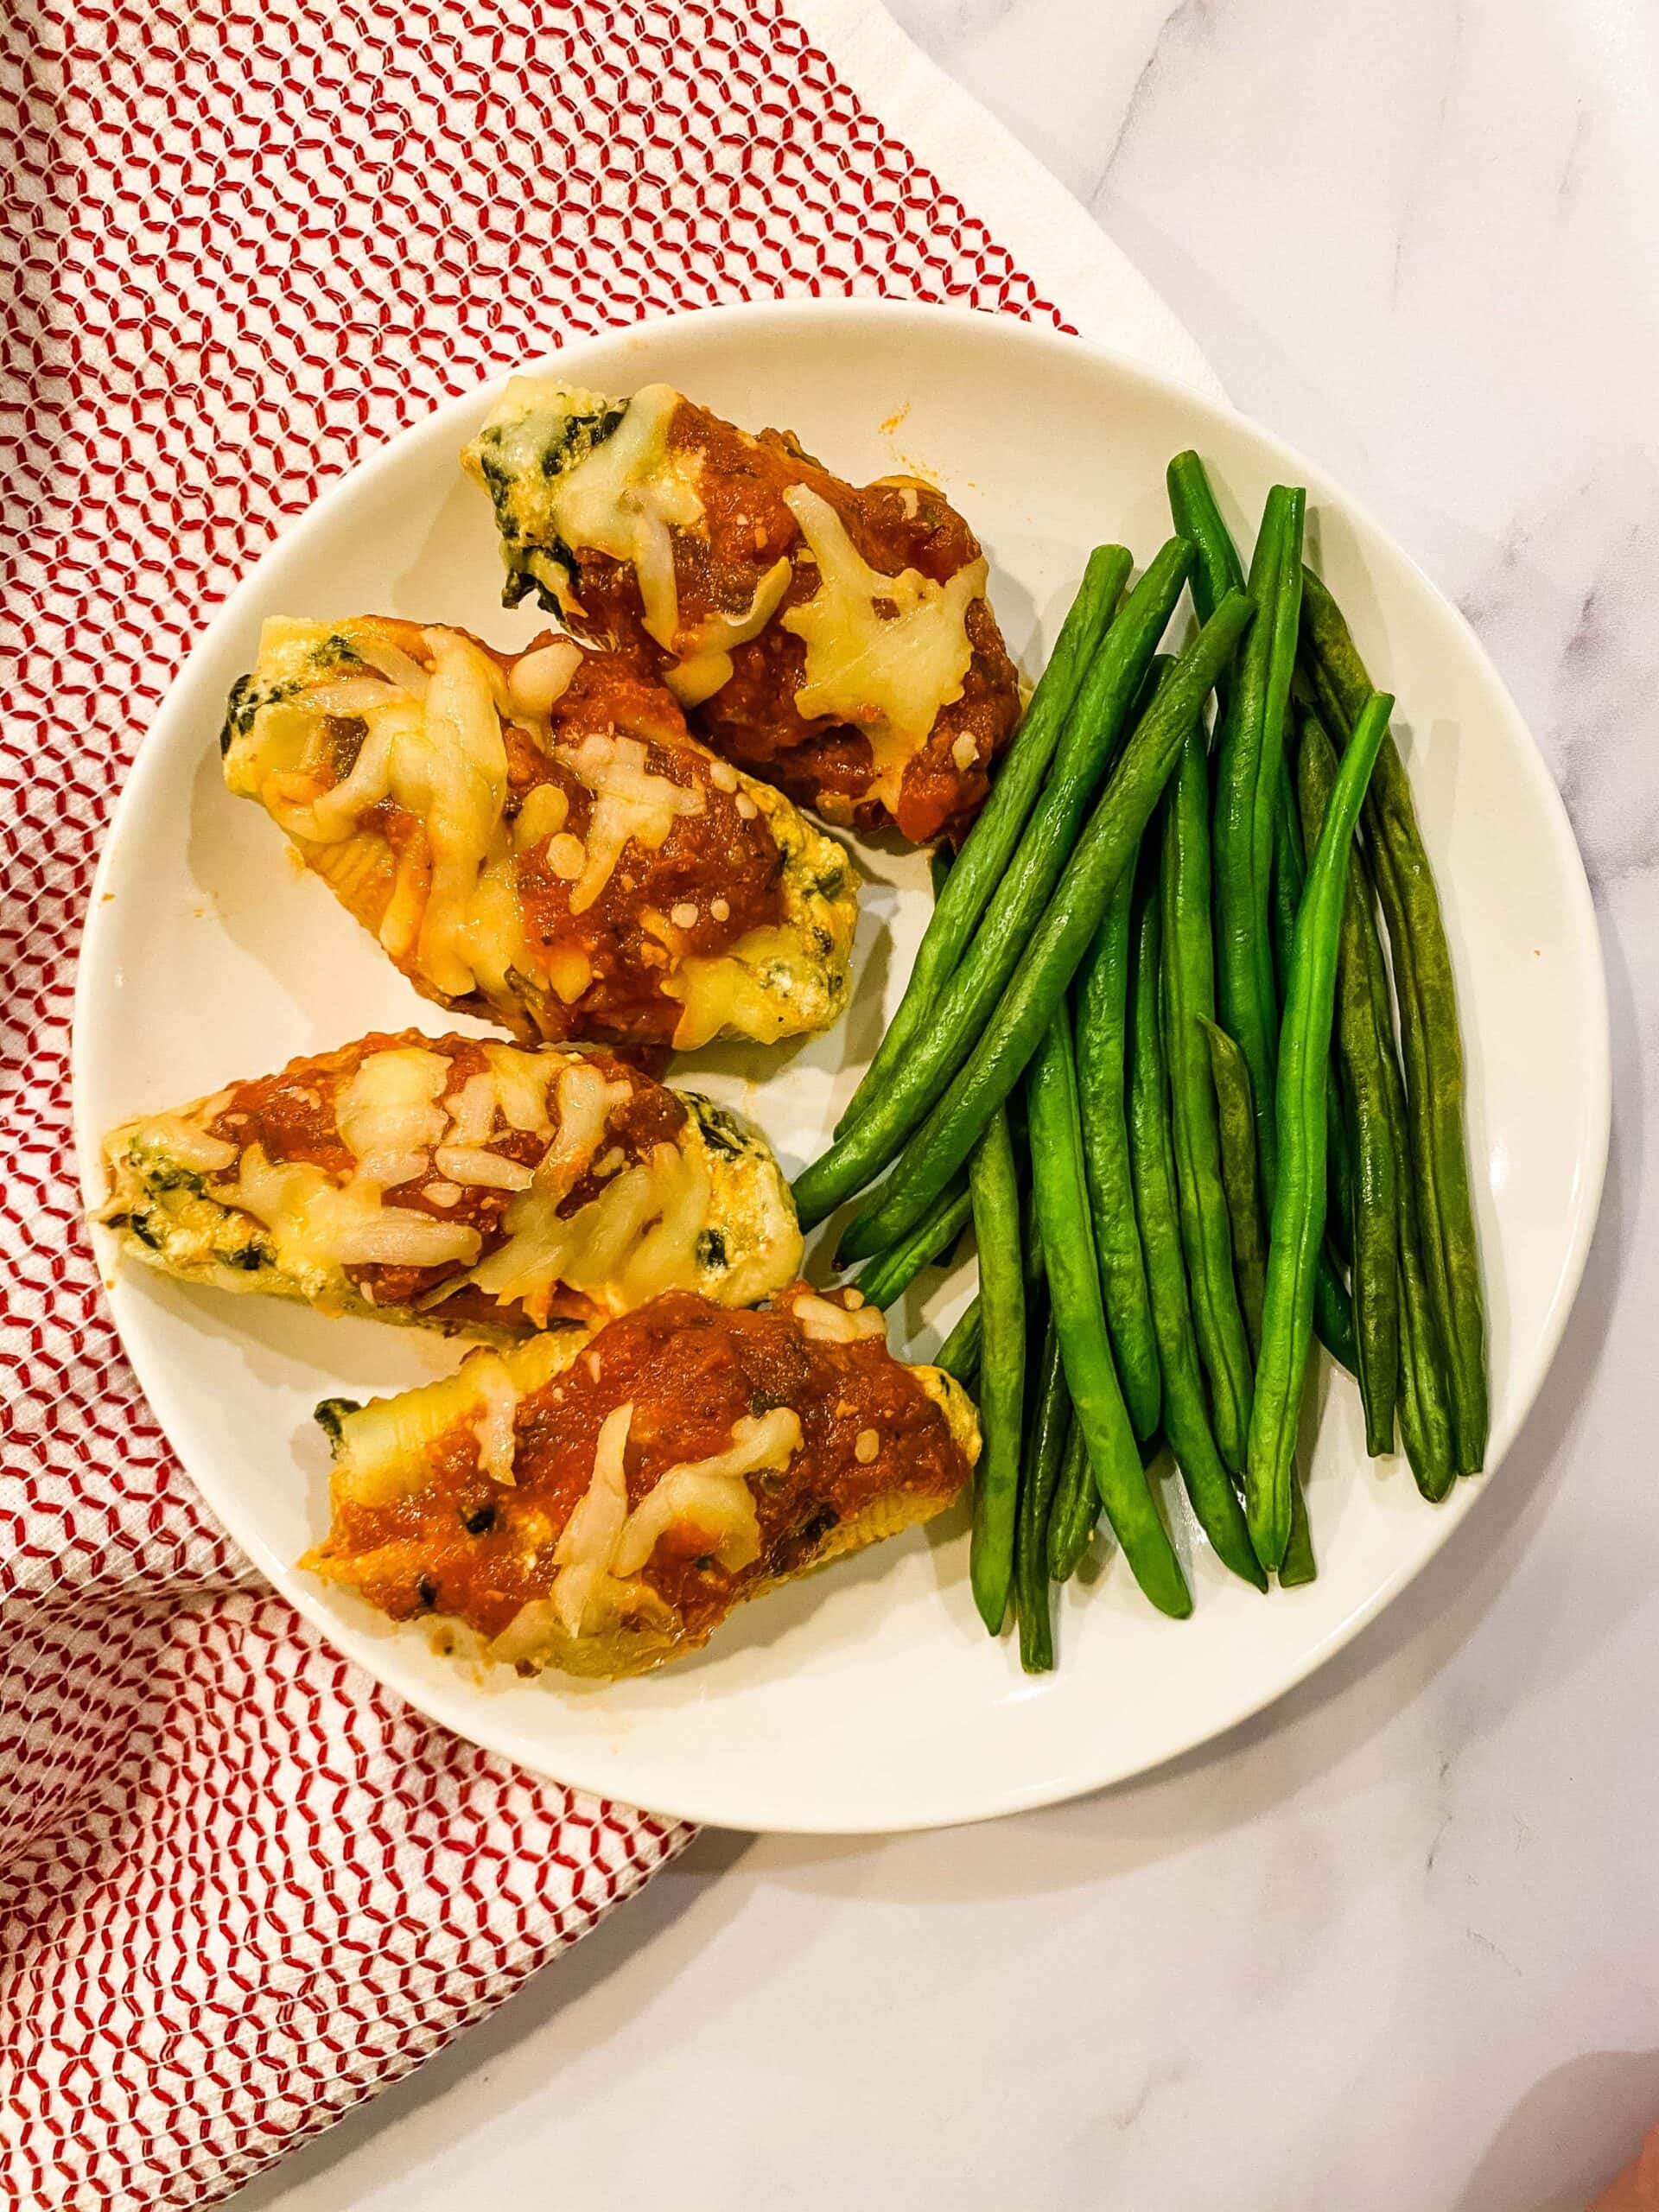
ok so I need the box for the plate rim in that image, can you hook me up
[71,296,1612,1833]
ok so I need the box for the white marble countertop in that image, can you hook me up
[237,4,1659,2205]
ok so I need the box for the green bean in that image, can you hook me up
[1204,489,1358,1395]
[929,843,953,901]
[1269,759,1304,1004]
[1270,763,1363,1379]
[967,1109,1024,1633]
[1020,1157,1046,1288]
[836,590,1255,1262]
[1247,690,1393,1570]
[1197,1015,1268,1348]
[1274,751,1353,1262]
[1124,878,1266,1593]
[1288,678,1362,1282]
[1046,1418,1095,1581]
[1281,1473,1318,1586]
[1027,1004,1193,1617]
[1300,567,1487,1474]
[1198,1014,1319,1583]
[796,542,1192,1226]
[934,1295,982,1387]
[1326,1065,1358,1271]
[1314,1259,1359,1373]
[1212,489,1294,1187]
[1299,713,1400,1457]
[852,1173,971,1311]
[1166,450,1246,623]
[1160,721,1255,1474]
[1356,847,1458,1499]
[1014,1312,1071,1669]
[836,547,1129,1141]
[1250,490,1305,1058]
[1074,837,1162,1441]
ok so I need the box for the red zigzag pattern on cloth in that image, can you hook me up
[0,0,1066,2202]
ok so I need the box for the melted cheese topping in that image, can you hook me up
[468,1351,523,1487]
[512,782,569,851]
[535,1402,800,1643]
[550,1400,634,1637]
[230,1147,481,1274]
[791,1293,889,1346]
[234,621,520,1002]
[434,1146,535,1192]
[536,384,704,653]
[610,1408,798,1577]
[335,1045,451,1189]
[452,1058,712,1324]
[480,1044,560,1133]
[507,639,583,717]
[225,617,737,1007]
[661,923,830,1052]
[124,1113,238,1176]
[665,557,793,709]
[467,380,804,709]
[408,629,512,995]
[554,732,705,914]
[779,484,988,810]
[221,1044,483,1276]
[107,1039,802,1327]
[468,1138,712,1325]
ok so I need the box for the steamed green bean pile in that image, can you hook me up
[798,454,1487,1666]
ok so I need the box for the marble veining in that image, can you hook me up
[237,5,1659,2208]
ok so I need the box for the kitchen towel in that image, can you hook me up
[0,0,1217,2203]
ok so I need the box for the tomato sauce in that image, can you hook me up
[321,1285,972,1652]
[308,624,788,1053]
[206,1029,686,1319]
[505,648,785,1044]
[562,402,1020,844]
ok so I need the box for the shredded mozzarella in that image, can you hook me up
[543,944,595,1004]
[444,1072,499,1147]
[479,1044,559,1135]
[230,1146,481,1274]
[409,629,512,996]
[346,632,432,699]
[229,620,528,1007]
[508,639,583,717]
[434,1146,534,1192]
[791,1293,888,1345]
[611,1408,798,1576]
[550,1401,634,1637]
[512,781,570,850]
[556,733,705,914]
[665,556,792,707]
[544,385,704,657]
[127,1113,238,1176]
[468,1352,522,1486]
[779,483,987,812]
[465,1135,710,1325]
[335,1046,450,1190]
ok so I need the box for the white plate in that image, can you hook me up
[73,301,1609,1834]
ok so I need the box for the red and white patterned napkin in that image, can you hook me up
[0,1,1213,2202]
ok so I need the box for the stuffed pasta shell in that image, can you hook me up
[221,618,858,1056]
[303,1281,979,1679]
[462,379,1020,845]
[98,1030,801,1334]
